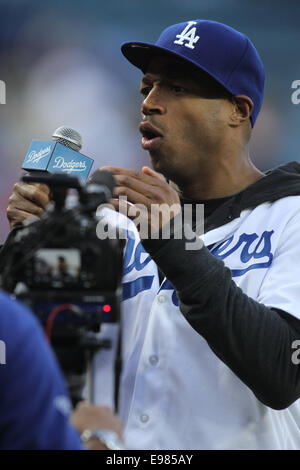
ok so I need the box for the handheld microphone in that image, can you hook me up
[22,126,94,182]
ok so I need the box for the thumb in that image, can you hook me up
[142,166,165,181]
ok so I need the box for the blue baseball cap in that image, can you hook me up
[121,20,265,126]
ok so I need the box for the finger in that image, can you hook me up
[142,166,166,181]
[8,193,46,217]
[85,439,108,451]
[113,174,165,202]
[111,197,142,212]
[14,182,50,209]
[114,185,151,206]
[100,166,165,187]
[29,183,51,196]
[75,400,89,410]
[7,210,40,229]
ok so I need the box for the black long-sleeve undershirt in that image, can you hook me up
[142,224,300,410]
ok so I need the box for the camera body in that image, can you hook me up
[1,171,123,403]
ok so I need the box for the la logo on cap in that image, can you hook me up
[174,21,200,50]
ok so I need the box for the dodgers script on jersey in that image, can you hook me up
[92,195,300,450]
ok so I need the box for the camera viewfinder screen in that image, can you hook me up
[34,249,81,284]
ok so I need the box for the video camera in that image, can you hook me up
[0,170,124,405]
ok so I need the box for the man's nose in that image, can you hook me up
[141,89,166,116]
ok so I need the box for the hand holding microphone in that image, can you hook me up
[7,126,94,230]
[7,181,51,230]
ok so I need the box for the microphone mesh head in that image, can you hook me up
[52,126,82,151]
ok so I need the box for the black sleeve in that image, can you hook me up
[142,224,300,410]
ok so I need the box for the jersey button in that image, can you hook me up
[157,295,166,304]
[140,414,149,423]
[149,355,159,365]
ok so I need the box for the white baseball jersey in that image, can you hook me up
[93,191,300,450]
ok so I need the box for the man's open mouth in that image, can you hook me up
[139,122,163,151]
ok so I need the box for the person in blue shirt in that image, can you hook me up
[0,291,122,450]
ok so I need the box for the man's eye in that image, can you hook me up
[170,85,186,94]
[140,87,151,97]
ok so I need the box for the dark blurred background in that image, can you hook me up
[0,0,299,241]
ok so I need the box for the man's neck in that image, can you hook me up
[171,156,265,201]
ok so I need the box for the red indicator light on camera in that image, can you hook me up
[103,304,111,313]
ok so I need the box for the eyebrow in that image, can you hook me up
[140,75,153,85]
[141,70,188,84]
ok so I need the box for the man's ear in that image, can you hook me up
[229,95,253,126]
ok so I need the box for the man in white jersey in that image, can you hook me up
[2,20,300,449]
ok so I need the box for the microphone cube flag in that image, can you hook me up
[22,140,94,182]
